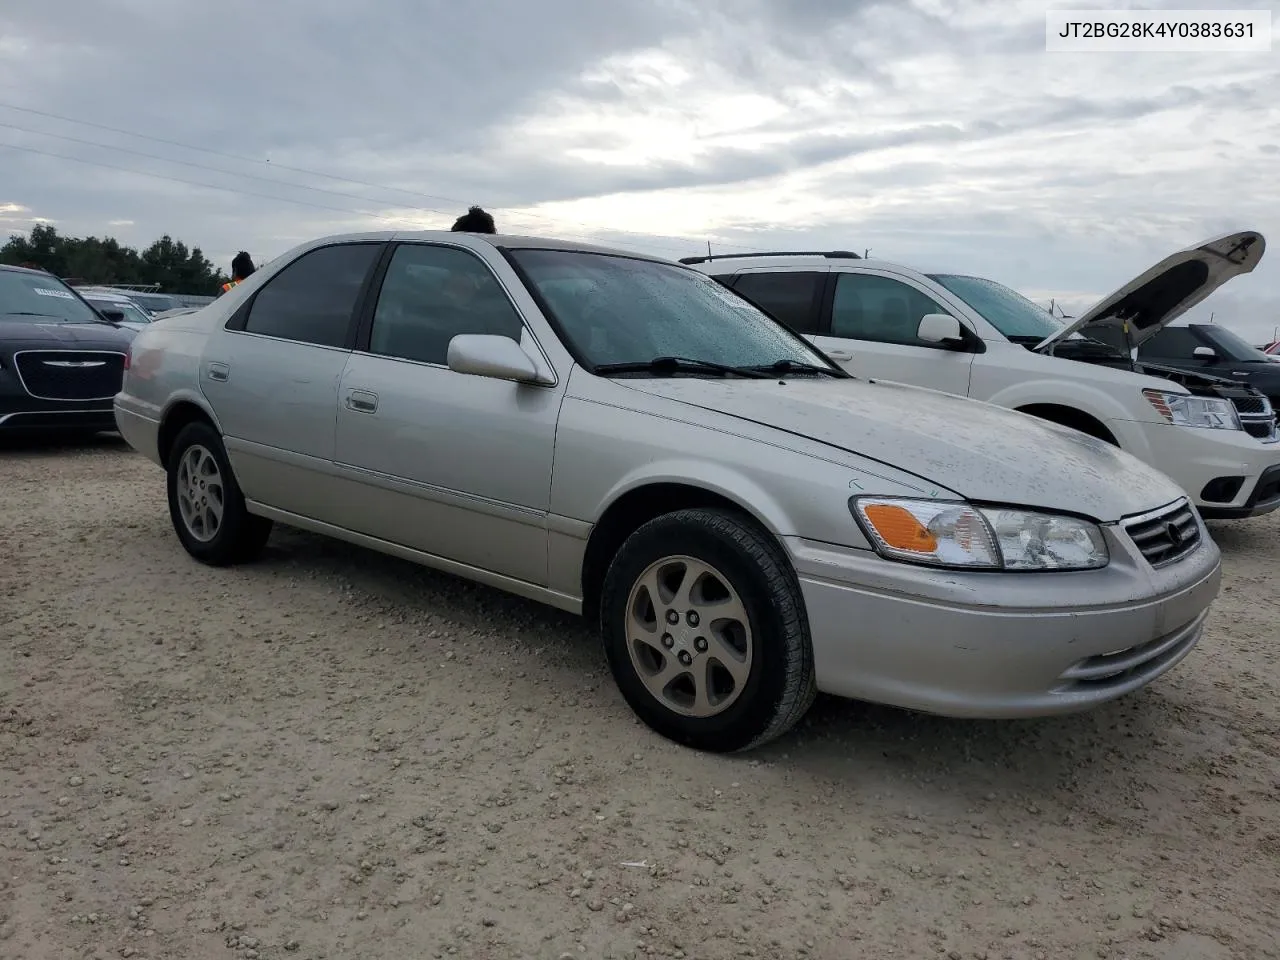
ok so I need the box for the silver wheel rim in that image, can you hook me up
[624,555,754,718]
[176,444,225,543]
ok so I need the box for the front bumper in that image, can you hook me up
[0,390,118,435]
[1196,462,1280,520]
[785,520,1222,718]
[1113,418,1280,519]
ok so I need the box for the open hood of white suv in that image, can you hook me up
[1035,230,1264,353]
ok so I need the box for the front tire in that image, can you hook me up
[166,421,272,566]
[599,508,816,753]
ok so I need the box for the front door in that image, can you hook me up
[331,241,564,587]
[810,270,976,397]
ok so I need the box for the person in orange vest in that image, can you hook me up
[219,251,256,295]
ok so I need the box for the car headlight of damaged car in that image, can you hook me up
[1143,388,1241,430]
[850,497,1109,571]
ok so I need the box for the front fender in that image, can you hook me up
[986,377,1136,427]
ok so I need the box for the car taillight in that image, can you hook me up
[123,345,131,371]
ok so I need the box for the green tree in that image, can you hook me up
[1,224,227,292]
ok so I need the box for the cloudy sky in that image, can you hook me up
[1,0,1277,337]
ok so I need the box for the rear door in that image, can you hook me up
[201,241,385,517]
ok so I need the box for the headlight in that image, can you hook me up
[1143,388,1241,430]
[850,497,1109,571]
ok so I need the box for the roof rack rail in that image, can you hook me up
[678,250,861,265]
[90,282,163,293]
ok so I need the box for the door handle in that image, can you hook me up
[345,389,378,414]
[207,362,230,382]
[826,349,853,362]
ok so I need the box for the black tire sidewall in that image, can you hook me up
[600,511,803,752]
[166,422,255,564]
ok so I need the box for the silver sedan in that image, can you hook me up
[113,232,1221,752]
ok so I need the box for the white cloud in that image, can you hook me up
[0,0,1275,339]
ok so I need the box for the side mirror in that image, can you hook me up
[917,313,965,345]
[447,334,549,384]
[1193,346,1218,361]
[101,309,126,323]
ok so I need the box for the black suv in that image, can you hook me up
[1136,323,1280,421]
[0,264,136,438]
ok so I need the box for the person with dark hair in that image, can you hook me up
[450,206,497,234]
[219,251,256,295]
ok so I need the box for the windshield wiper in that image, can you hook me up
[594,356,773,379]
[3,311,64,319]
[741,359,846,378]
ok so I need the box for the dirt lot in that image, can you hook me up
[1,437,1278,960]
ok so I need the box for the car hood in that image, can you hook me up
[1036,229,1265,352]
[615,376,1186,521]
[0,320,134,350]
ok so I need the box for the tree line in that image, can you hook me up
[1,224,227,294]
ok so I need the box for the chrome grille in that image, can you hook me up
[1121,499,1201,568]
[13,350,126,401]
[1231,394,1277,441]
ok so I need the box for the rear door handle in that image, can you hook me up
[345,389,378,414]
[826,349,853,362]
[207,362,230,382]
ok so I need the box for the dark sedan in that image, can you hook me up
[1,264,136,437]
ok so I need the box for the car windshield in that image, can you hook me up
[0,270,107,324]
[508,249,831,373]
[1202,325,1273,363]
[929,273,1067,340]
[87,298,152,325]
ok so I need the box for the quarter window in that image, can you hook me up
[242,242,382,348]
[831,273,953,346]
[729,272,822,334]
[367,244,523,365]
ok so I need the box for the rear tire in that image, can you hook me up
[599,507,816,753]
[166,421,272,566]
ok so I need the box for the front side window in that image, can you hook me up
[831,273,953,346]
[1198,325,1272,363]
[1137,327,1204,361]
[0,270,106,325]
[929,273,1063,341]
[367,244,523,365]
[508,249,829,371]
[730,271,823,334]
[242,242,382,348]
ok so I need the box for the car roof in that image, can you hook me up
[304,229,679,266]
[0,263,57,277]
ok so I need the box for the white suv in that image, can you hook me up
[687,230,1280,520]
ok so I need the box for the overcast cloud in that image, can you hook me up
[1,0,1277,337]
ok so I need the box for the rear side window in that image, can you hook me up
[242,242,381,348]
[729,272,823,334]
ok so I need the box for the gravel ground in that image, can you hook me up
[1,436,1278,960]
